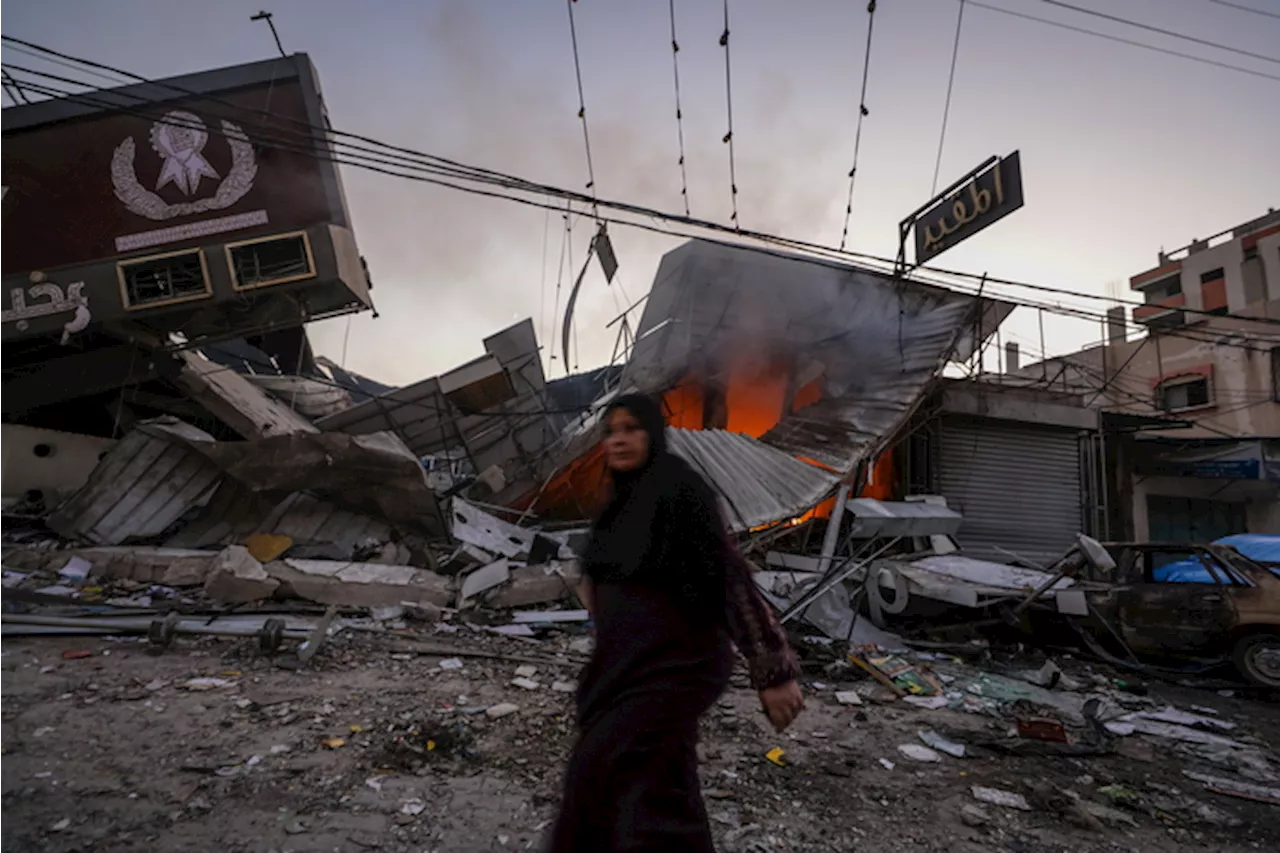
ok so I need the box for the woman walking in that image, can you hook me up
[550,394,805,852]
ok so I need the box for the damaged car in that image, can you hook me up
[1088,542,1280,688]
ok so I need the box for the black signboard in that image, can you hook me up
[912,151,1024,265]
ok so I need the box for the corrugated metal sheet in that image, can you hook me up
[176,351,317,438]
[622,240,1014,474]
[315,320,559,497]
[666,428,839,531]
[47,418,223,545]
[166,486,395,556]
[247,374,354,420]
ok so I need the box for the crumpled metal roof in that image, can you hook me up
[666,428,839,531]
[623,240,1014,473]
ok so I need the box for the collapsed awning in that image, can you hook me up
[666,428,840,531]
[621,240,1013,473]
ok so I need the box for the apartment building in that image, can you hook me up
[1016,210,1280,542]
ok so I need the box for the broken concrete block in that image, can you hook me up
[203,546,279,603]
[64,547,219,585]
[268,559,452,608]
[486,564,577,609]
[458,559,511,607]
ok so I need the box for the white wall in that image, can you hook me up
[1,424,114,508]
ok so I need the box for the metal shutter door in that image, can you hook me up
[938,415,1082,566]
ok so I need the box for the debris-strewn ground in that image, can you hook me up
[3,627,1278,853]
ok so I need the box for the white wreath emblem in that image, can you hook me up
[112,115,258,221]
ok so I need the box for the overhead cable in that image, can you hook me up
[565,0,600,216]
[1039,0,1280,65]
[932,0,966,195]
[967,1,1280,82]
[1208,0,1280,21]
[7,45,1280,338]
[839,0,879,251]
[719,0,741,229]
[668,0,692,216]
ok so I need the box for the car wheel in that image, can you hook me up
[1233,633,1280,688]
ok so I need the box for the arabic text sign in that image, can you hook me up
[913,152,1023,265]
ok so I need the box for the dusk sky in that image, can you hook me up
[4,0,1278,386]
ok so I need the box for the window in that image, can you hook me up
[118,249,210,309]
[1244,245,1258,261]
[1157,376,1211,411]
[226,232,315,290]
[1199,268,1225,284]
[1146,274,1182,301]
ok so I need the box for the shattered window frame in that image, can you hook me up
[225,230,317,291]
[117,248,213,310]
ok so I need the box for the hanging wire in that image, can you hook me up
[838,0,878,251]
[719,0,741,229]
[931,0,966,195]
[8,41,1280,344]
[565,0,600,216]
[549,203,572,367]
[668,0,692,216]
[537,199,552,353]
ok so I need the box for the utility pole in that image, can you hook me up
[251,10,287,58]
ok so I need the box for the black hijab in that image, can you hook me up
[583,394,729,609]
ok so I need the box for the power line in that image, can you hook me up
[1208,0,1280,22]
[667,0,692,217]
[1039,0,1280,65]
[839,0,879,251]
[719,0,741,229]
[932,0,966,195]
[565,0,600,215]
[7,41,1280,342]
[967,1,1280,83]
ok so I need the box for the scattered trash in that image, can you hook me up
[1133,706,1237,732]
[181,677,237,691]
[514,665,538,678]
[510,609,590,624]
[144,678,169,692]
[51,818,71,832]
[33,726,55,737]
[57,556,92,584]
[896,743,942,763]
[1016,717,1068,743]
[971,786,1031,811]
[244,533,293,563]
[400,799,426,816]
[365,777,384,792]
[551,681,576,693]
[486,703,519,719]
[852,652,941,696]
[510,677,540,690]
[1097,784,1140,808]
[1184,771,1280,805]
[834,691,863,706]
[284,820,307,835]
[438,658,465,670]
[765,747,787,767]
[1104,721,1136,736]
[919,729,965,758]
[60,649,92,660]
[269,745,292,755]
[902,694,949,710]
[321,737,346,749]
[878,758,895,771]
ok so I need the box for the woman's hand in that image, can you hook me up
[759,680,804,733]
